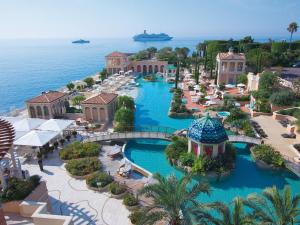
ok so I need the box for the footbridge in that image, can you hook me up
[84,126,262,145]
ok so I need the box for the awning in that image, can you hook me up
[37,119,74,132]
[14,130,59,147]
[13,118,46,132]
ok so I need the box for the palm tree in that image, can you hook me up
[245,186,300,225]
[137,173,211,225]
[174,47,190,89]
[195,197,254,225]
[191,51,200,84]
[287,22,299,50]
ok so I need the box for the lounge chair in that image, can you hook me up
[118,161,132,177]
[107,145,122,158]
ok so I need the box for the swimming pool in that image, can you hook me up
[125,77,300,203]
[217,111,230,118]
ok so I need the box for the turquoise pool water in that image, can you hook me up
[217,111,230,117]
[125,77,300,203]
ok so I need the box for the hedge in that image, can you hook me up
[65,157,101,176]
[59,141,100,160]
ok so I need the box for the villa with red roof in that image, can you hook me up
[81,92,118,123]
[26,91,69,119]
[106,51,168,75]
[216,48,246,85]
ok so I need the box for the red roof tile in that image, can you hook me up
[106,51,127,57]
[27,91,66,103]
[217,52,245,60]
[82,93,118,105]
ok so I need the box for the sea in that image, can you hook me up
[0,37,296,114]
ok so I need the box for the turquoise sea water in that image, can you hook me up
[125,77,300,203]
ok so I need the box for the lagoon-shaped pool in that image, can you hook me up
[127,77,300,203]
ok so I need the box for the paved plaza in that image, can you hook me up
[22,148,133,225]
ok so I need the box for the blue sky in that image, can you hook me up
[0,0,299,39]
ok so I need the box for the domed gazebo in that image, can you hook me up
[187,114,228,158]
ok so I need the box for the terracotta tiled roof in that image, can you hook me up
[217,52,245,60]
[82,93,118,105]
[27,91,66,103]
[106,51,127,57]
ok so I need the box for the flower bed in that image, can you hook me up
[0,175,41,203]
[65,157,101,177]
[109,182,127,198]
[123,193,139,210]
[59,141,100,160]
[86,171,114,191]
[251,144,285,168]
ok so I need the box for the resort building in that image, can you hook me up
[26,91,69,119]
[106,51,168,75]
[187,114,228,158]
[216,48,246,85]
[81,93,118,123]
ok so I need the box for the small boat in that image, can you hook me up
[72,39,90,44]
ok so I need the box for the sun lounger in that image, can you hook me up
[107,145,122,158]
[118,161,132,177]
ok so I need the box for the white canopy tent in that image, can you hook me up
[14,130,60,147]
[37,119,74,132]
[13,118,46,132]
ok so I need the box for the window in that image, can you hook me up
[237,62,243,71]
[37,106,42,116]
[229,62,235,72]
[43,106,49,117]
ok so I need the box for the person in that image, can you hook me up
[37,152,44,172]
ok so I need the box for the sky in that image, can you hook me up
[0,0,299,39]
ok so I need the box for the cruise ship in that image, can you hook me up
[72,39,90,44]
[133,30,172,42]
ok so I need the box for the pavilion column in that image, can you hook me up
[212,144,218,158]
[188,140,191,153]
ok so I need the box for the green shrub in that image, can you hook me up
[179,152,195,167]
[59,141,100,160]
[269,89,296,106]
[129,210,143,224]
[165,136,188,161]
[86,171,113,188]
[1,175,41,203]
[65,157,101,176]
[252,144,285,168]
[109,182,127,195]
[123,193,138,206]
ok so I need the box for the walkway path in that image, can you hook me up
[22,150,131,225]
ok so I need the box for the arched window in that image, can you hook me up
[142,65,147,74]
[148,65,153,74]
[37,106,42,117]
[43,106,49,117]
[85,107,91,121]
[29,106,36,118]
[160,65,164,73]
[154,65,159,73]
[92,107,98,121]
[137,65,141,73]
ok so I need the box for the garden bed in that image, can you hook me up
[59,141,100,160]
[86,171,114,192]
[250,145,285,169]
[65,157,101,178]
[109,182,127,199]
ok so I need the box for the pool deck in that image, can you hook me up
[253,115,298,159]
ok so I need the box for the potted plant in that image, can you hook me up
[123,193,139,210]
[128,210,143,224]
[72,130,78,138]
[59,139,65,146]
[53,141,59,150]
[65,135,71,142]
